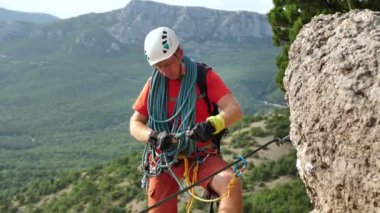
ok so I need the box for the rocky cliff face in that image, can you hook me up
[284,10,379,212]
[0,21,32,42]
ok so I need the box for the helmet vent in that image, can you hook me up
[162,30,170,52]
[162,30,167,39]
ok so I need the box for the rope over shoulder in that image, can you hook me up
[141,56,200,182]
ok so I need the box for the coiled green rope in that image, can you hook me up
[141,56,199,187]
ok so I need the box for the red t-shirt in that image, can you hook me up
[132,69,230,148]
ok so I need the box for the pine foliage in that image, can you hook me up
[267,0,380,91]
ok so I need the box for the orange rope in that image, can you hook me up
[178,155,239,213]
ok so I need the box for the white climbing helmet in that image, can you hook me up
[144,26,180,66]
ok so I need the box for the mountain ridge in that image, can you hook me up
[109,0,272,47]
[0,0,272,56]
[0,7,59,23]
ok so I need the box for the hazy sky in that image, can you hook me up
[0,0,274,19]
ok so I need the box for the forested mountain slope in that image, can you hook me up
[0,0,283,201]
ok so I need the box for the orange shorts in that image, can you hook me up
[147,155,227,213]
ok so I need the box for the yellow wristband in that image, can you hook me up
[206,115,225,134]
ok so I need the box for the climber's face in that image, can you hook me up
[154,48,184,80]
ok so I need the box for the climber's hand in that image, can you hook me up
[187,122,216,142]
[148,131,176,151]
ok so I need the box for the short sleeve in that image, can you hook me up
[132,78,151,117]
[206,69,231,103]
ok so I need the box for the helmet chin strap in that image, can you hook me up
[173,53,186,76]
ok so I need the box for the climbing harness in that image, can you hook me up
[139,135,291,213]
[180,154,246,213]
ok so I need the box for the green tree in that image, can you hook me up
[265,108,290,138]
[268,0,380,91]
[244,180,312,213]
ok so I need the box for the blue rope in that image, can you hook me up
[141,56,199,186]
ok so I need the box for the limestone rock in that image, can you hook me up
[284,9,380,212]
